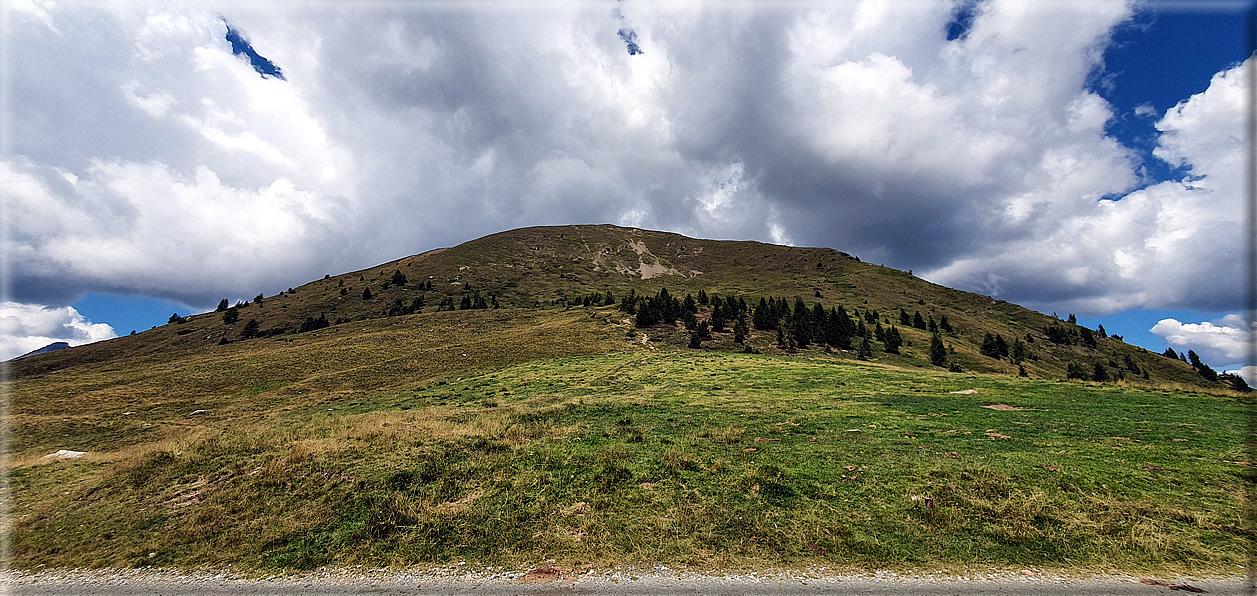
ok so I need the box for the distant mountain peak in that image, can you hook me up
[13,341,70,360]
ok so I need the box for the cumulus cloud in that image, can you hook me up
[1151,314,1253,367]
[3,0,1247,333]
[1226,366,1257,387]
[925,56,1250,314]
[0,302,116,361]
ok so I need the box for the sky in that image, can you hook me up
[1,0,1253,383]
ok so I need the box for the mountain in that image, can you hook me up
[9,224,1227,390]
[11,341,70,360]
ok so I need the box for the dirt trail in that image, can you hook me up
[4,569,1249,595]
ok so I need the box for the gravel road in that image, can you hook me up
[4,568,1251,595]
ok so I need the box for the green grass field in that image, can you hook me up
[9,328,1252,574]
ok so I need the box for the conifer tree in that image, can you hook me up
[980,332,1001,358]
[939,315,953,333]
[754,297,774,330]
[882,325,902,354]
[733,317,748,344]
[856,338,872,360]
[929,331,947,366]
[710,303,728,332]
[1009,338,1029,364]
[1092,362,1110,382]
[913,311,927,330]
[362,287,372,300]
[683,310,698,330]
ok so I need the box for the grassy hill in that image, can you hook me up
[5,225,1251,574]
[12,224,1232,390]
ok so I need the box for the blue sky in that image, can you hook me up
[4,1,1254,381]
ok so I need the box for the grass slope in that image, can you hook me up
[7,306,1252,574]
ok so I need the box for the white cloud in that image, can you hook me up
[925,56,1250,315]
[1150,315,1253,366]
[1226,366,1256,387]
[0,302,116,361]
[2,0,1247,332]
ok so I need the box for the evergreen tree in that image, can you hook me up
[390,270,407,286]
[362,287,373,300]
[980,332,1001,358]
[1067,363,1088,380]
[939,315,953,333]
[697,289,708,306]
[733,316,748,344]
[899,308,911,326]
[241,319,259,339]
[1096,324,1107,338]
[1018,364,1028,377]
[299,314,329,333]
[1009,338,1029,364]
[683,294,698,314]
[1219,372,1251,392]
[1187,350,1219,381]
[994,333,1009,358]
[811,302,827,341]
[689,331,702,349]
[928,316,938,333]
[929,331,947,367]
[216,299,229,312]
[856,338,872,360]
[1044,323,1071,344]
[882,325,903,354]
[824,306,856,349]
[1123,354,1140,374]
[754,297,774,330]
[168,313,184,324]
[913,311,927,330]
[1078,326,1097,349]
[222,306,239,325]
[1067,313,1077,324]
[1162,347,1178,359]
[254,293,264,305]
[1092,362,1110,382]
[635,302,656,327]
[710,303,728,332]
